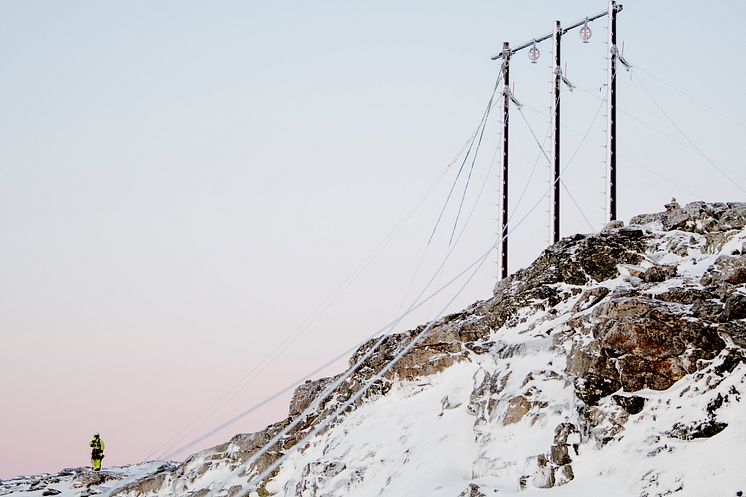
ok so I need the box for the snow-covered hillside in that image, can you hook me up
[5,201,746,497]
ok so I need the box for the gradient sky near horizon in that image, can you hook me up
[2,0,745,479]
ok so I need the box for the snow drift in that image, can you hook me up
[5,200,745,497]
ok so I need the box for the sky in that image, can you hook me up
[1,0,745,479]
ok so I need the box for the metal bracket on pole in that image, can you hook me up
[611,45,633,71]
[505,86,523,109]
[555,67,576,91]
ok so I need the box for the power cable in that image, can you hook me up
[214,83,611,496]
[574,83,746,184]
[235,237,495,497]
[428,68,504,245]
[633,64,746,131]
[228,165,557,496]
[560,179,596,232]
[631,70,746,195]
[163,78,510,462]
[147,125,480,461]
[162,241,487,462]
[448,78,501,246]
[521,101,701,199]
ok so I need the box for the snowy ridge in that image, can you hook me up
[6,201,746,497]
[0,462,174,497]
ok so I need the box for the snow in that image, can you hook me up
[6,223,745,497]
[233,225,746,497]
[3,462,168,497]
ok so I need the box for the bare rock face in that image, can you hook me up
[502,395,532,425]
[288,376,339,417]
[568,296,725,403]
[722,293,746,321]
[701,255,746,285]
[630,201,746,234]
[641,265,677,283]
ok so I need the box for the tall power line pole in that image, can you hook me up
[606,1,622,222]
[552,21,562,244]
[500,42,511,281]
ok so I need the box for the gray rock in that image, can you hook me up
[718,323,746,349]
[458,483,486,497]
[642,265,677,283]
[550,445,572,466]
[701,255,746,286]
[721,293,746,321]
[612,394,646,414]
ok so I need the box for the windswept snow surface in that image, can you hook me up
[0,462,171,497]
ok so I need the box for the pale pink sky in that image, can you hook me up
[2,0,745,479]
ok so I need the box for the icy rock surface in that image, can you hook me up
[0,462,174,497]
[8,201,745,497]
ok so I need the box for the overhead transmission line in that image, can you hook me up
[213,80,613,497]
[223,169,554,497]
[630,70,746,196]
[515,90,598,233]
[428,68,504,246]
[448,71,503,246]
[633,64,746,132]
[521,101,701,199]
[572,74,746,189]
[157,75,507,462]
[145,108,485,462]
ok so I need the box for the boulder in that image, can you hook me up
[642,265,677,283]
[721,293,746,321]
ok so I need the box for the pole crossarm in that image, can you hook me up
[490,6,621,60]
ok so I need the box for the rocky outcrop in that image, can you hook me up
[567,296,725,403]
[630,200,746,234]
[91,201,746,497]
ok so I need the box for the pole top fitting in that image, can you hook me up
[502,42,511,60]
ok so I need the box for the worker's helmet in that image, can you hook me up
[94,432,100,437]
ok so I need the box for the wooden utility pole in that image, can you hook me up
[552,21,562,244]
[606,1,622,222]
[500,42,511,280]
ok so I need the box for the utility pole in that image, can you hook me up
[551,21,562,244]
[606,0,622,222]
[490,5,623,276]
[500,42,510,280]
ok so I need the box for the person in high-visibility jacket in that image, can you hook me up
[89,433,105,471]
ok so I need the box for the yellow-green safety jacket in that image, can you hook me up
[90,436,105,459]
